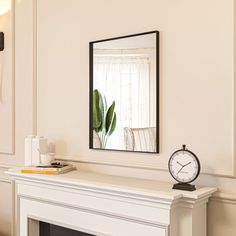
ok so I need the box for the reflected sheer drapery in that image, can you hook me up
[94,55,150,150]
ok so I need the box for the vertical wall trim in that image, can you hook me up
[33,0,37,135]
[11,0,15,154]
[11,180,15,236]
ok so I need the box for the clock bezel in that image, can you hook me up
[168,147,201,184]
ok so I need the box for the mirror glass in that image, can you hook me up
[90,31,159,153]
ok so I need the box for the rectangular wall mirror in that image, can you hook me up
[89,31,159,153]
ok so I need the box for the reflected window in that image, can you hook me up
[94,54,151,150]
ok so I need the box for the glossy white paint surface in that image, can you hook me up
[7,170,216,236]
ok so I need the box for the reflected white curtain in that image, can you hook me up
[94,55,150,150]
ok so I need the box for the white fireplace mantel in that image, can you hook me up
[7,169,217,236]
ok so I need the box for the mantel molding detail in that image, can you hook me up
[7,170,216,236]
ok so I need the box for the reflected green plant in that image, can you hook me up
[93,89,116,148]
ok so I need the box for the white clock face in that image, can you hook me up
[169,151,200,183]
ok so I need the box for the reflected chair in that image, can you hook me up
[124,127,156,152]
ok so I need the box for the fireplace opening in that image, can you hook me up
[39,222,95,236]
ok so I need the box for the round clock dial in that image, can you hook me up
[168,145,200,184]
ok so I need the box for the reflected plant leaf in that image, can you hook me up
[98,90,105,132]
[109,112,116,136]
[103,96,108,115]
[93,89,102,131]
[105,101,115,134]
[93,89,117,149]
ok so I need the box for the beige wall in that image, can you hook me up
[0,167,12,236]
[0,0,34,235]
[37,0,235,176]
[208,195,236,236]
[0,4,14,154]
[0,0,236,235]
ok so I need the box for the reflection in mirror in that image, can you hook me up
[90,31,159,153]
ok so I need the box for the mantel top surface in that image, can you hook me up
[6,169,217,201]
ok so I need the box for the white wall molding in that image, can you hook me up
[0,165,13,180]
[0,178,11,184]
[0,166,15,236]
[0,163,17,169]
[0,0,16,155]
[33,0,37,135]
[55,155,236,178]
[211,192,236,205]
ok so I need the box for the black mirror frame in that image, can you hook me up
[89,31,159,153]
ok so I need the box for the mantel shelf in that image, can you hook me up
[7,169,217,236]
[7,169,216,202]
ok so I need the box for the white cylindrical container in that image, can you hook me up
[40,153,55,166]
[31,136,48,166]
[24,135,35,166]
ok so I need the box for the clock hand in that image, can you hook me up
[177,162,192,174]
[177,166,184,174]
[177,161,184,167]
[183,161,192,167]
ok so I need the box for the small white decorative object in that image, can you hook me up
[24,135,35,166]
[31,136,48,166]
[40,153,55,165]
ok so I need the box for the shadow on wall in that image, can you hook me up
[55,140,67,156]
